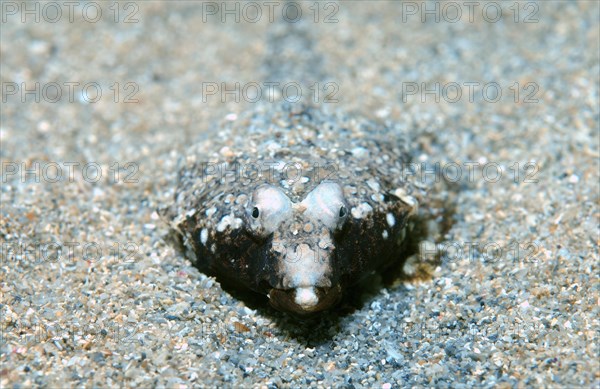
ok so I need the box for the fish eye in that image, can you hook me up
[301,182,349,230]
[246,185,293,236]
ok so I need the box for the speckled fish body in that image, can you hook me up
[165,103,422,315]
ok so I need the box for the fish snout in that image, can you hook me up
[268,285,342,315]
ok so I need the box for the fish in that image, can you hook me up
[162,103,424,316]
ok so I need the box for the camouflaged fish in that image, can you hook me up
[163,103,424,315]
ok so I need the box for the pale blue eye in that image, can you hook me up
[301,182,348,230]
[247,184,293,235]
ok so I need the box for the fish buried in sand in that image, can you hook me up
[163,104,424,316]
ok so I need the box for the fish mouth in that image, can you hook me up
[268,285,342,316]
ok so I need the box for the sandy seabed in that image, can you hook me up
[1,1,598,387]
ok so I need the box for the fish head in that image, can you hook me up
[245,181,349,315]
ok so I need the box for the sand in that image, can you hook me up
[1,1,598,387]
